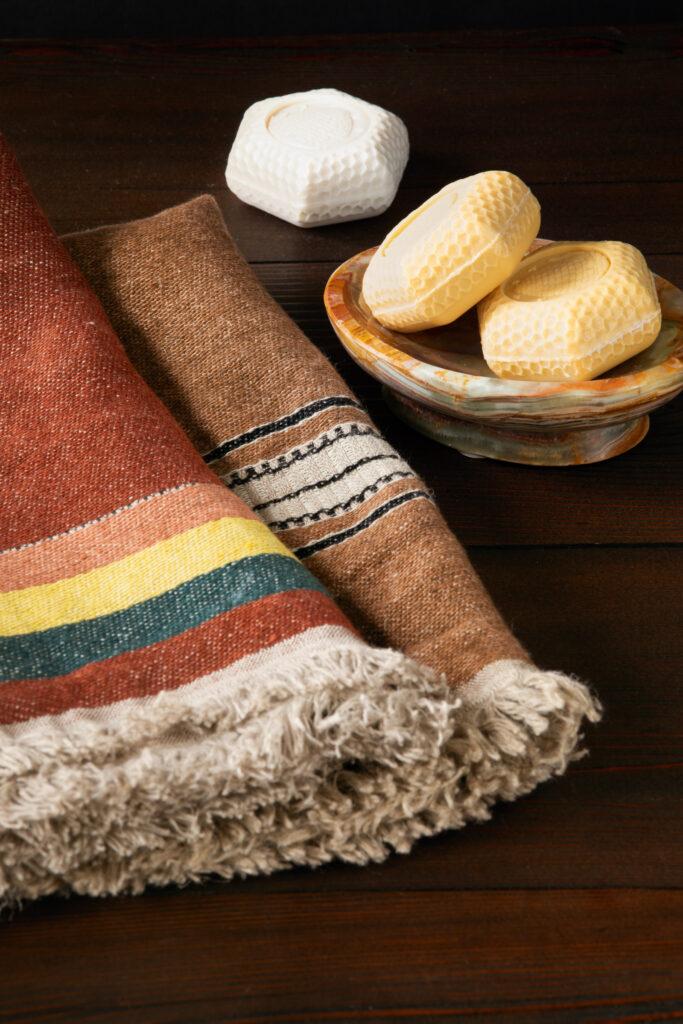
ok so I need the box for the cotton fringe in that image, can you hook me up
[0,642,600,905]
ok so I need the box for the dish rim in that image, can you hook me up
[324,244,683,413]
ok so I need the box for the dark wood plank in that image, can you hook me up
[470,546,683,706]
[9,180,681,259]
[2,890,682,1023]
[0,29,680,240]
[378,395,683,547]
[219,184,683,264]
[249,256,683,340]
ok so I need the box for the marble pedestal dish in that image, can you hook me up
[324,245,683,466]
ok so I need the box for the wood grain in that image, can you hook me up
[1,180,681,258]
[2,890,682,1023]
[1,29,681,238]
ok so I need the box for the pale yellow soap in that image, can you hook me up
[361,170,541,332]
[478,241,662,382]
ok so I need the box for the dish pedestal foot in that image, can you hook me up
[383,388,649,466]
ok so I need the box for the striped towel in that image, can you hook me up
[63,194,600,715]
[0,137,599,905]
[63,195,536,682]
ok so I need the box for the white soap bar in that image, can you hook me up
[361,171,540,332]
[226,88,409,228]
[478,240,662,382]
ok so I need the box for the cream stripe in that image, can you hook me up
[0,517,295,637]
[226,422,413,521]
[257,462,413,530]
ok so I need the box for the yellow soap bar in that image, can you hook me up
[361,171,541,332]
[478,241,662,382]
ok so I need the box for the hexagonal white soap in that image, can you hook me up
[478,241,662,382]
[226,88,409,228]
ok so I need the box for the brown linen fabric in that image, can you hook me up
[63,195,528,689]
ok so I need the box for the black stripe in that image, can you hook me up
[293,490,431,560]
[268,470,415,531]
[252,453,403,512]
[226,422,381,487]
[203,396,364,463]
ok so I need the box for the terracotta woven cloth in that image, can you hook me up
[0,136,600,905]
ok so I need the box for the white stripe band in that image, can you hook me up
[223,422,417,530]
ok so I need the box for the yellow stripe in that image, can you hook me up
[0,516,296,636]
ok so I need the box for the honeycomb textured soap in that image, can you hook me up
[226,88,409,228]
[361,171,541,332]
[478,241,662,382]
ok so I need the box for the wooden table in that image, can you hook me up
[1,26,682,1022]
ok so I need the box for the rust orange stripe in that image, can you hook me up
[0,588,353,724]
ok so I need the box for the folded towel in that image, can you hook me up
[62,195,537,683]
[0,136,450,904]
[0,135,599,906]
[63,197,601,696]
[63,202,600,805]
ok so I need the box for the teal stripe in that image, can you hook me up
[0,553,328,682]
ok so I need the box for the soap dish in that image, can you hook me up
[323,243,683,466]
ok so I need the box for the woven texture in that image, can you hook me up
[0,138,600,905]
[64,194,529,686]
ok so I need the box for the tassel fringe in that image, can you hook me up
[0,644,601,905]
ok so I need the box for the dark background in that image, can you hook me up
[1,0,681,37]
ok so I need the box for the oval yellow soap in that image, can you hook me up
[361,170,541,332]
[478,240,662,382]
